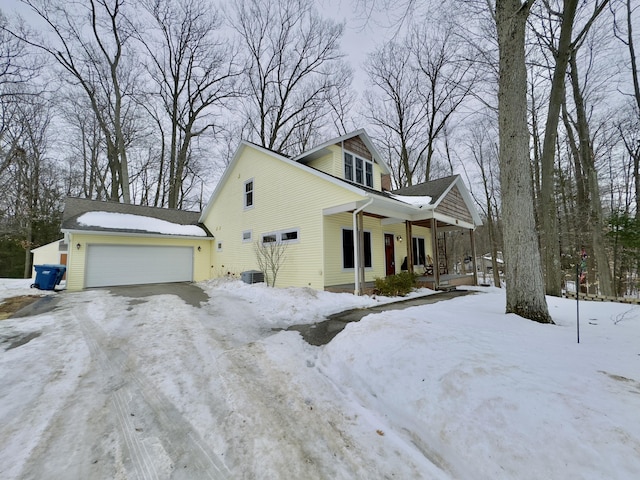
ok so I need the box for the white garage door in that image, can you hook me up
[85,245,194,288]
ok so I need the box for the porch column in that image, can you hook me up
[357,210,366,294]
[405,221,413,275]
[470,228,478,286]
[432,220,440,288]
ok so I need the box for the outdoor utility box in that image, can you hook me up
[32,264,67,291]
[241,270,264,284]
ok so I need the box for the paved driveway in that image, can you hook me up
[106,282,210,308]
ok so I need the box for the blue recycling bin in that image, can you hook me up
[32,264,67,291]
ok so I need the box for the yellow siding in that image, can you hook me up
[305,145,341,177]
[31,240,65,277]
[323,216,432,287]
[65,233,213,291]
[203,147,365,289]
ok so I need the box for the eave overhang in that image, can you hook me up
[322,194,477,230]
[61,228,215,241]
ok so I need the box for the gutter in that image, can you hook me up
[353,197,374,296]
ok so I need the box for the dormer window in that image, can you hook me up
[344,152,373,188]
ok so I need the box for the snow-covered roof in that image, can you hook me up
[388,193,433,207]
[62,197,211,238]
[77,212,207,237]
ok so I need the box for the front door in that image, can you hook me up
[384,233,395,276]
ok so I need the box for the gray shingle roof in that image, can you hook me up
[61,197,211,236]
[390,175,459,204]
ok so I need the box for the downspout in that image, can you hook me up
[353,197,374,295]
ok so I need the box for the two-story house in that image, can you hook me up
[59,129,481,293]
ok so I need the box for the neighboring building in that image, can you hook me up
[31,239,68,278]
[61,129,482,293]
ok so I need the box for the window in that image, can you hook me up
[242,230,252,243]
[217,241,223,252]
[344,152,373,188]
[344,153,353,181]
[261,228,300,244]
[365,162,373,188]
[412,237,426,266]
[342,229,372,269]
[281,230,298,241]
[244,179,254,208]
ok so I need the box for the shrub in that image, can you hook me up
[373,272,417,297]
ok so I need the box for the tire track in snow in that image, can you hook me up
[75,311,231,479]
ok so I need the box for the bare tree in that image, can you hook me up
[531,0,610,297]
[0,94,63,277]
[137,0,242,209]
[411,22,477,182]
[231,0,351,155]
[565,47,615,296]
[612,0,640,214]
[254,240,287,287]
[364,40,426,187]
[11,0,140,203]
[0,11,42,178]
[465,115,502,287]
[364,22,475,187]
[496,0,551,323]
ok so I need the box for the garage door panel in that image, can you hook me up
[86,245,193,288]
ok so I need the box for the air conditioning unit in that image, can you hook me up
[241,270,264,284]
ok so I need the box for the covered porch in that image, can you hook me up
[323,175,482,295]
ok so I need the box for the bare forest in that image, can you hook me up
[1,0,638,311]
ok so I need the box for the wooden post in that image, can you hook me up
[405,221,413,275]
[432,220,440,288]
[470,229,478,286]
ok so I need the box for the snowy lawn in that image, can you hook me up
[0,278,638,479]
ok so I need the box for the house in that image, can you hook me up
[60,129,482,293]
[200,129,482,293]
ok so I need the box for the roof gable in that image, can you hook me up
[293,129,391,175]
[391,175,482,226]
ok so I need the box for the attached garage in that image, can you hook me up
[85,244,194,288]
[60,197,215,291]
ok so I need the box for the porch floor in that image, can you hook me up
[325,273,476,295]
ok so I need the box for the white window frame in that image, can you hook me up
[216,241,223,252]
[244,178,254,209]
[343,150,374,188]
[261,228,300,245]
[242,230,253,243]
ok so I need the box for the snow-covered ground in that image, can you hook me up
[1,278,638,479]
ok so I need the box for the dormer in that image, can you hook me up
[293,130,392,192]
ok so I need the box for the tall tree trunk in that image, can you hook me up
[540,0,579,297]
[568,53,614,296]
[496,0,552,323]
